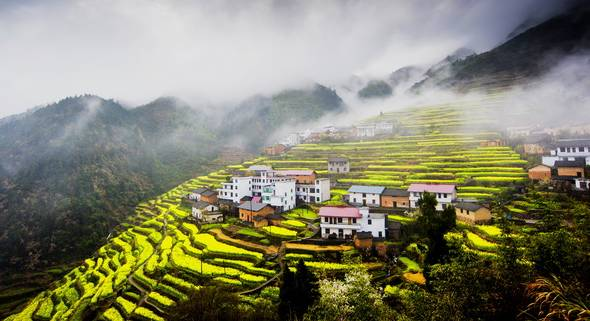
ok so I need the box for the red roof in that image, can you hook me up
[407,183,456,194]
[319,207,361,218]
[276,170,315,176]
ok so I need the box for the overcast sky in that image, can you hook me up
[0,0,576,118]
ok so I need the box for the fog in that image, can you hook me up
[0,0,575,118]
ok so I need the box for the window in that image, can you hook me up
[378,231,382,238]
[460,208,463,213]
[338,218,343,223]
[352,218,357,223]
[324,217,328,222]
[325,228,330,234]
[368,219,372,225]
[560,147,565,152]
[362,193,366,197]
[353,198,357,203]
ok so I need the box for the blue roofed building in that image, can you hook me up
[347,185,386,207]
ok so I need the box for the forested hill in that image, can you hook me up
[0,84,345,274]
[412,4,590,91]
[221,84,344,150]
[0,95,217,272]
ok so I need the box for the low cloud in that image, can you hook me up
[0,0,576,118]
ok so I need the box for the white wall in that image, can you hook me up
[358,208,386,238]
[349,192,380,207]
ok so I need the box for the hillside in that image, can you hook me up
[0,96,217,273]
[5,95,534,321]
[221,84,344,151]
[412,4,590,92]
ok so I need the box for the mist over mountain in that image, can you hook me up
[0,95,217,270]
[411,4,590,92]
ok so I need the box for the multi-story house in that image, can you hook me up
[319,206,386,239]
[261,180,296,212]
[408,183,457,210]
[347,185,385,207]
[542,138,590,166]
[218,169,330,208]
[218,177,252,203]
[328,157,350,173]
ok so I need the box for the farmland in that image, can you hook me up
[6,102,530,321]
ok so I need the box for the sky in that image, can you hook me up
[0,0,576,118]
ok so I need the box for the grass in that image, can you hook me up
[388,214,415,224]
[466,232,498,252]
[399,257,421,273]
[237,228,265,238]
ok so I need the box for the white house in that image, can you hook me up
[319,206,386,239]
[188,187,209,201]
[375,122,394,135]
[280,133,301,147]
[218,169,330,206]
[542,138,590,166]
[295,178,331,203]
[408,183,457,210]
[347,185,385,207]
[192,201,223,223]
[218,177,252,203]
[575,177,590,191]
[328,157,350,173]
[261,179,296,212]
[355,124,376,137]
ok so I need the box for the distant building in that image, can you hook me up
[455,202,491,225]
[281,133,301,147]
[480,139,503,147]
[264,144,287,156]
[328,157,350,173]
[542,138,590,166]
[528,164,552,182]
[319,206,386,239]
[347,185,385,207]
[522,135,550,155]
[408,184,457,210]
[555,159,586,178]
[355,125,376,137]
[380,188,410,208]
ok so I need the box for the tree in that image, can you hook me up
[279,259,319,320]
[304,267,394,321]
[415,193,456,265]
[279,264,297,320]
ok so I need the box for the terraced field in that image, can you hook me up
[8,102,529,320]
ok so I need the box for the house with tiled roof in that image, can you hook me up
[381,188,410,208]
[455,202,491,225]
[319,206,386,239]
[347,185,386,207]
[408,183,457,210]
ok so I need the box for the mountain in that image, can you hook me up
[222,84,344,150]
[411,4,590,92]
[358,80,393,99]
[388,66,425,94]
[0,95,216,272]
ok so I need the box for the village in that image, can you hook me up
[181,120,590,257]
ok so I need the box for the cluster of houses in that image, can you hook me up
[182,156,492,252]
[319,183,491,243]
[527,138,590,191]
[264,122,396,155]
